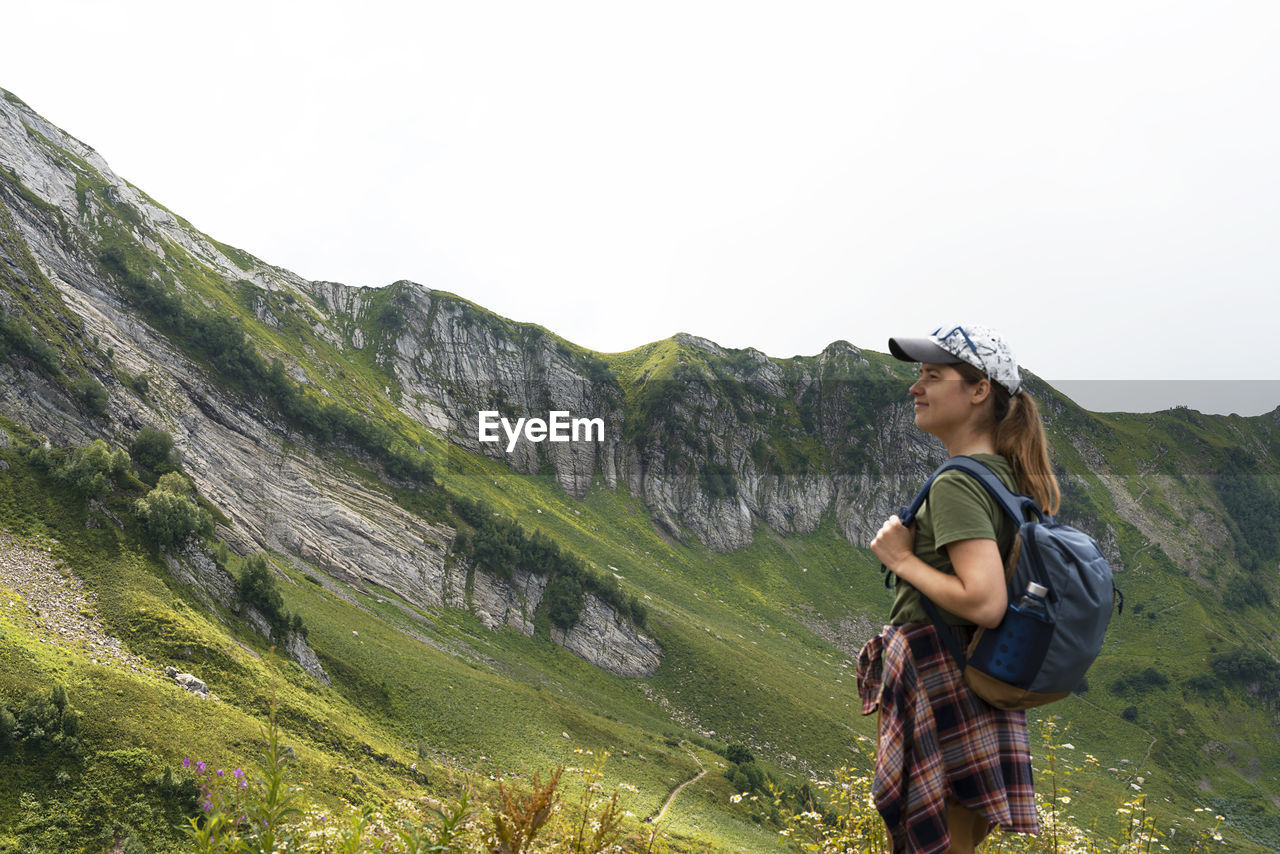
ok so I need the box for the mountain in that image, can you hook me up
[2,85,1280,851]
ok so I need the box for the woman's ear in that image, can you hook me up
[969,378,992,406]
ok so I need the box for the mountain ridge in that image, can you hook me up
[3,84,1280,851]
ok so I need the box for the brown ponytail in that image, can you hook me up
[955,363,1061,514]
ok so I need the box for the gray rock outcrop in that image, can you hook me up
[0,90,656,677]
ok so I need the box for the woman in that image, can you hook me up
[858,324,1058,854]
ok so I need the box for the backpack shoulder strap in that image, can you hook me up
[900,456,1044,526]
[899,457,1039,672]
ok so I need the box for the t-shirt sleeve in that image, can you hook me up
[927,470,1000,550]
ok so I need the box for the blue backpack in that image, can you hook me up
[899,456,1121,710]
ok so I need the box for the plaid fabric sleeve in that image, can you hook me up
[859,624,1039,854]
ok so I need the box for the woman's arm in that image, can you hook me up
[870,516,1008,629]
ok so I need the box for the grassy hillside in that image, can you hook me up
[4,398,1279,850]
[4,82,1280,849]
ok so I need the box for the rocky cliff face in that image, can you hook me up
[294,270,950,555]
[2,87,1272,683]
[0,90,660,677]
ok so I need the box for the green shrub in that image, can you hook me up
[1213,455,1280,572]
[73,375,108,416]
[1223,574,1272,609]
[130,426,177,472]
[0,685,83,761]
[238,555,285,620]
[236,554,302,637]
[1111,667,1169,695]
[0,304,61,374]
[0,705,16,752]
[1211,646,1280,705]
[544,574,585,631]
[699,461,738,500]
[134,473,213,547]
[450,496,647,630]
[55,439,129,499]
[724,760,769,796]
[374,302,403,333]
[1185,673,1217,695]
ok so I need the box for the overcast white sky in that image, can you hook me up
[4,1,1279,414]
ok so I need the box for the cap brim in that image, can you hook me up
[888,337,961,364]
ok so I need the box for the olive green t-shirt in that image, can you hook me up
[888,454,1019,626]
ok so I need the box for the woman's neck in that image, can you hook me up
[938,426,997,458]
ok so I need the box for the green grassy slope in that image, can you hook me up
[3,87,1280,848]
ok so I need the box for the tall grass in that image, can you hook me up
[763,720,1229,854]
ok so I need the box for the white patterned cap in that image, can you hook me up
[888,324,1022,395]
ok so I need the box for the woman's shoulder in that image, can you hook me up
[974,454,1020,498]
[927,455,1015,508]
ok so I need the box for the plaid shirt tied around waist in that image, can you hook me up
[857,623,1038,853]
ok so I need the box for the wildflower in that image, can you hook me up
[1060,796,1071,804]
[1061,743,1075,750]
[197,761,207,773]
[1131,784,1142,791]
[217,768,224,778]
[730,794,743,804]
[182,757,192,768]
[233,768,244,779]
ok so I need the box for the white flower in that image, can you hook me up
[1061,743,1075,750]
[730,794,743,804]
[1060,796,1072,804]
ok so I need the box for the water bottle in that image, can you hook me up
[983,582,1054,686]
[1012,582,1050,620]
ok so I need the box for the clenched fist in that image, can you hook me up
[870,515,915,573]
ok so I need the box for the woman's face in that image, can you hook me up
[908,363,981,438]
